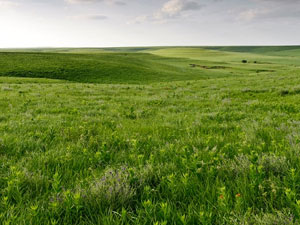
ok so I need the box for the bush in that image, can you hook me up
[258,154,288,176]
[88,167,136,208]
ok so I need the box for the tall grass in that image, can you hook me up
[0,47,300,224]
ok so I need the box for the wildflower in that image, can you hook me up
[30,205,38,211]
[74,192,81,201]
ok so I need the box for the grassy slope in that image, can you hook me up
[1,47,300,224]
[147,47,300,65]
[203,46,300,55]
[0,52,233,84]
[1,46,299,84]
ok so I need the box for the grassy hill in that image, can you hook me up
[1,46,300,84]
[1,46,300,224]
[203,46,300,56]
[0,52,235,84]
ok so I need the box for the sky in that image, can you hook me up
[0,0,299,47]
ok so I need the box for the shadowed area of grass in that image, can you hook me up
[0,52,234,84]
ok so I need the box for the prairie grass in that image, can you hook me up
[0,46,300,224]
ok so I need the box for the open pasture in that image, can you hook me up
[1,46,300,224]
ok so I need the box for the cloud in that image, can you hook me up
[87,14,108,20]
[69,14,108,20]
[237,9,265,21]
[65,0,126,5]
[253,0,300,2]
[238,7,300,21]
[127,0,205,25]
[0,0,19,8]
[154,0,204,20]
[236,0,300,22]
[127,15,148,25]
[113,1,126,6]
[66,0,102,3]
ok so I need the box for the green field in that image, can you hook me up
[1,46,300,224]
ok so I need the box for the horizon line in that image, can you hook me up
[1,44,300,49]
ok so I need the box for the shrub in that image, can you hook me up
[88,167,136,208]
[258,154,288,176]
[219,154,251,177]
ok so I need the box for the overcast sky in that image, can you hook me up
[0,0,299,47]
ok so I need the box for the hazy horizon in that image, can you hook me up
[1,0,300,48]
[1,44,300,49]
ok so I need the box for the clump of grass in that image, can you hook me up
[258,153,289,176]
[1,86,13,91]
[231,210,296,225]
[0,116,7,123]
[88,166,136,208]
[279,87,300,96]
[219,154,251,177]
[292,87,300,95]
[253,211,295,225]
[289,87,300,96]
[280,90,290,96]
[21,170,49,197]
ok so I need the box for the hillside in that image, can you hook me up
[203,46,300,56]
[0,52,217,84]
[0,51,243,84]
[1,46,300,84]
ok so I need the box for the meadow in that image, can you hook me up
[1,46,300,224]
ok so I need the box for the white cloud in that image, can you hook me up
[237,9,264,21]
[66,0,102,3]
[126,0,204,24]
[69,14,108,20]
[65,0,126,5]
[0,0,19,8]
[127,15,148,25]
[85,14,108,20]
[154,0,203,20]
[237,0,300,22]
